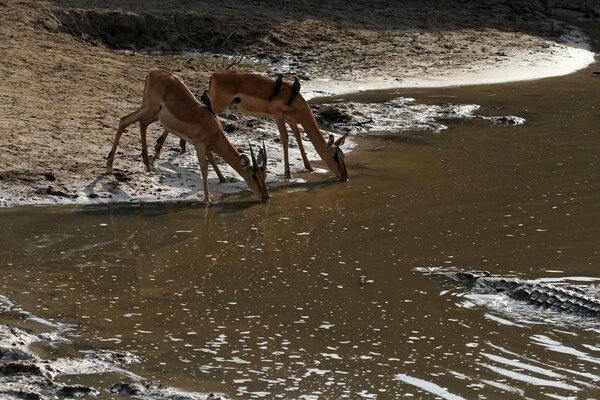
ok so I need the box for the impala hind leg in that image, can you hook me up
[139,122,152,172]
[288,121,313,172]
[106,109,144,173]
[208,152,228,183]
[155,131,187,159]
[154,129,169,160]
[195,144,210,202]
[275,115,291,179]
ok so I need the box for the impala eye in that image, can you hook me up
[252,175,258,181]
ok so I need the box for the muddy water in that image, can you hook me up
[1,65,600,399]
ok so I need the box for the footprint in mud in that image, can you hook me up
[113,171,131,182]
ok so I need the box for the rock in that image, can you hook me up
[0,363,44,376]
[221,114,238,121]
[317,106,352,124]
[113,172,130,182]
[87,349,142,366]
[483,115,526,125]
[0,389,41,400]
[0,347,36,361]
[109,382,143,395]
[43,172,56,182]
[34,185,77,199]
[222,123,237,133]
[56,385,97,397]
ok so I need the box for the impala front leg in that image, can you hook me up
[106,124,126,174]
[288,121,313,172]
[275,114,291,179]
[195,144,210,202]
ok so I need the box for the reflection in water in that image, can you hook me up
[1,65,600,398]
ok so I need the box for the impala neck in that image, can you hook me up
[211,134,245,176]
[296,106,329,160]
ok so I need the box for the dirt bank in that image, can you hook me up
[0,0,597,206]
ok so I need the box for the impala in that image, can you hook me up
[105,69,270,202]
[156,72,349,181]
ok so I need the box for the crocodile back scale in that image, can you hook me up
[415,268,600,318]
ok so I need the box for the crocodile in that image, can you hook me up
[415,268,600,318]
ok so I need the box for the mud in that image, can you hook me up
[0,294,224,399]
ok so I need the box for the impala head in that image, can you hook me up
[326,133,349,181]
[240,141,270,202]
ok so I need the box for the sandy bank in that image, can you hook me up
[303,30,596,99]
[0,0,598,207]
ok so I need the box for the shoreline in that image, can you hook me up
[0,0,598,208]
[303,30,596,99]
[0,43,596,209]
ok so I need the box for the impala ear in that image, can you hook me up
[257,150,266,170]
[248,142,258,173]
[335,132,349,147]
[327,134,335,148]
[240,154,251,170]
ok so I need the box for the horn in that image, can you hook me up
[260,139,267,170]
[334,132,349,147]
[248,141,258,173]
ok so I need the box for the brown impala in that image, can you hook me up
[156,72,349,181]
[105,69,270,202]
